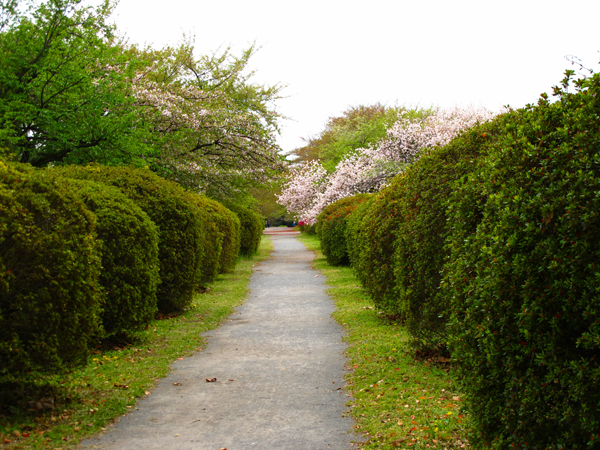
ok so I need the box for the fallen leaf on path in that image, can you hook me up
[228,379,234,381]
[206,378,217,382]
[113,383,129,389]
[173,383,182,386]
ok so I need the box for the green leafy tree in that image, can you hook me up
[0,0,147,166]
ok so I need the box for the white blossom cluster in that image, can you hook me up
[278,106,495,224]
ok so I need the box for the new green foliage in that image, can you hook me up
[0,161,101,377]
[444,72,600,449]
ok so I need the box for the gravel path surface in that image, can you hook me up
[81,232,358,450]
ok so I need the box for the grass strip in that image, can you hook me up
[0,236,273,450]
[296,233,470,450]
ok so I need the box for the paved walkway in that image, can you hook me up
[81,233,357,449]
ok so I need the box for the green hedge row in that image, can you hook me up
[0,163,249,380]
[336,73,600,448]
[316,194,372,266]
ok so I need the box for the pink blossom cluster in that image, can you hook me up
[278,106,495,224]
[127,69,283,193]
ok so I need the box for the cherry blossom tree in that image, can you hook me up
[278,106,495,224]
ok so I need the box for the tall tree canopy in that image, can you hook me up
[0,0,285,200]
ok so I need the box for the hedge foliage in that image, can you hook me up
[199,200,241,273]
[443,73,600,448]
[54,165,203,312]
[0,162,101,377]
[228,205,263,256]
[185,194,225,285]
[345,194,375,284]
[63,178,160,336]
[349,177,409,313]
[317,194,372,266]
[389,119,502,351]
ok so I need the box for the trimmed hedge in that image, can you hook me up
[54,165,203,312]
[444,73,600,449]
[185,194,225,284]
[228,205,263,256]
[350,176,409,314]
[389,118,501,351]
[345,194,375,283]
[317,194,372,266]
[0,162,102,377]
[62,178,160,336]
[199,200,241,273]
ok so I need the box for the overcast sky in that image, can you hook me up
[111,0,600,153]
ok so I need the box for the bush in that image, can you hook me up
[185,194,225,284]
[0,162,102,377]
[352,176,409,314]
[317,194,372,266]
[199,200,241,273]
[444,73,600,449]
[54,165,203,312]
[345,194,375,284]
[61,178,160,336]
[228,205,263,256]
[389,118,501,351]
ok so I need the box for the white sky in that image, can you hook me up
[111,0,600,154]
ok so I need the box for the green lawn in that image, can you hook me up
[296,233,470,450]
[0,237,273,450]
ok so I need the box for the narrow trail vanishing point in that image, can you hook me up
[81,230,359,450]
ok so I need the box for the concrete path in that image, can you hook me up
[81,232,358,450]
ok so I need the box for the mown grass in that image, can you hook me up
[297,233,470,449]
[0,236,274,450]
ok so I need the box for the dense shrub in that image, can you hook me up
[345,194,375,282]
[228,205,263,256]
[444,73,600,449]
[185,194,224,284]
[0,162,101,377]
[200,200,241,273]
[389,118,501,351]
[351,176,409,313]
[62,178,160,336]
[54,165,203,312]
[317,194,372,266]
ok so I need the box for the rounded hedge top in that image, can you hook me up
[0,161,102,376]
[61,177,160,336]
[54,165,203,312]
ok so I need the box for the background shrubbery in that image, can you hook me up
[199,200,241,273]
[228,205,264,256]
[316,194,372,266]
